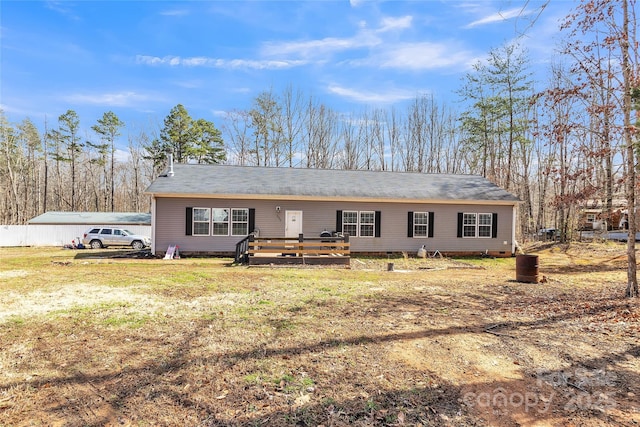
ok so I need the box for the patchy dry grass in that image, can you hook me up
[0,244,638,426]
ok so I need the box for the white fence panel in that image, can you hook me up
[0,225,29,247]
[0,225,152,247]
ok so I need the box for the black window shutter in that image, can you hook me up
[249,208,256,234]
[492,213,498,238]
[457,212,463,238]
[336,210,343,233]
[428,212,435,238]
[375,211,381,237]
[186,207,193,236]
[407,212,414,237]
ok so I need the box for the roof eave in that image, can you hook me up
[146,192,520,205]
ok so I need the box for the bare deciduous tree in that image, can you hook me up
[562,0,638,297]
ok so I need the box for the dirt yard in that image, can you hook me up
[0,242,638,426]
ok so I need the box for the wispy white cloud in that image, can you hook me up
[455,2,489,15]
[211,110,227,118]
[45,1,80,21]
[136,13,463,75]
[377,16,413,33]
[62,91,151,107]
[174,80,202,89]
[135,55,307,70]
[348,41,476,71]
[465,7,528,28]
[262,33,380,58]
[327,84,418,104]
[135,12,416,74]
[386,42,475,69]
[261,15,413,59]
[0,103,38,117]
[159,9,189,17]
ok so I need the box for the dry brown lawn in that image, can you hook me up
[0,242,638,426]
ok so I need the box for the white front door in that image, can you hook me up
[285,210,303,238]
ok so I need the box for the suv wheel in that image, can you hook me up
[90,239,103,249]
[131,240,144,250]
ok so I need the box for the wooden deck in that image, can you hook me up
[236,234,350,266]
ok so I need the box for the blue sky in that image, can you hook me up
[2,0,575,152]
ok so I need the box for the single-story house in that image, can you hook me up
[145,164,520,257]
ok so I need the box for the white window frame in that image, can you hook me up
[342,210,358,237]
[231,208,249,236]
[193,207,249,237]
[462,212,492,238]
[478,213,493,238]
[342,210,377,238]
[193,207,211,236]
[413,212,429,238]
[462,213,476,238]
[212,208,230,236]
[359,211,375,238]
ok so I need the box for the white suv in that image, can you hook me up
[82,227,151,250]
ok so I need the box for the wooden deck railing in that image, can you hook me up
[234,234,252,263]
[235,233,350,265]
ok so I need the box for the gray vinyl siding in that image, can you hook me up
[153,197,515,255]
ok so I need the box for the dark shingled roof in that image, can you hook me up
[145,164,520,203]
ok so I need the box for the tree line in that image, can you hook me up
[1,1,638,256]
